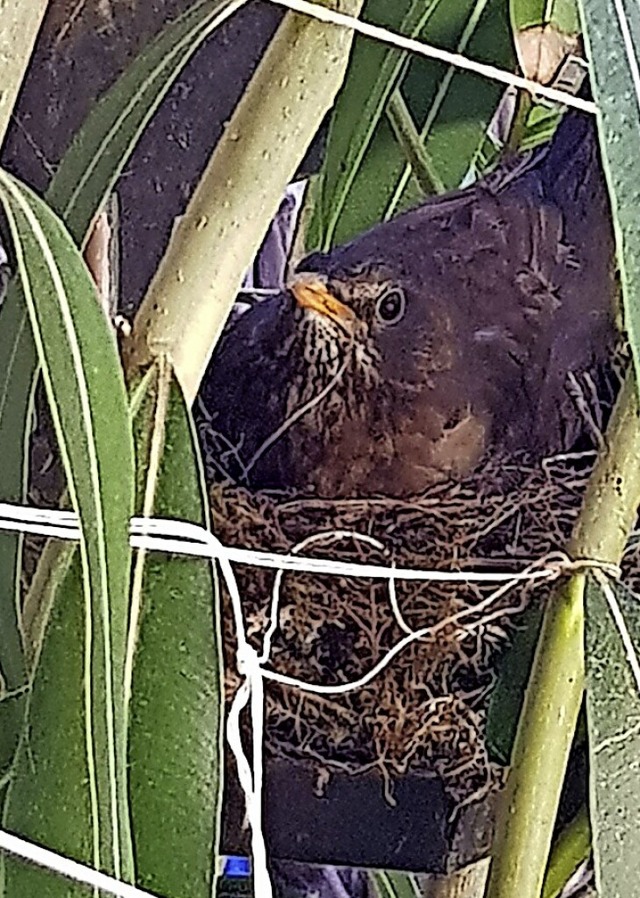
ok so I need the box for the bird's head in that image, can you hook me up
[285,258,439,405]
[288,270,408,336]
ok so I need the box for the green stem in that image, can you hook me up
[128,0,365,405]
[387,90,445,196]
[505,89,532,156]
[0,2,49,148]
[486,574,586,898]
[486,372,640,898]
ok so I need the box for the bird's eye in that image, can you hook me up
[375,288,406,325]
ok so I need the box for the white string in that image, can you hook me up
[0,500,618,898]
[264,529,411,657]
[0,7,609,897]
[0,501,587,583]
[0,830,158,898]
[593,569,640,695]
[267,0,598,115]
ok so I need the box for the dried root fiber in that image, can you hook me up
[211,449,608,808]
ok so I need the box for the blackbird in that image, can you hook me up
[199,111,619,498]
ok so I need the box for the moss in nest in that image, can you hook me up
[211,450,605,808]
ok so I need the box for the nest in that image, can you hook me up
[211,449,604,809]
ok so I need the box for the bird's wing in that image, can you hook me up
[198,296,296,487]
[300,111,618,459]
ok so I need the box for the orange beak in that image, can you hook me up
[290,279,355,329]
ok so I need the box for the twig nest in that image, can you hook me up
[212,451,599,806]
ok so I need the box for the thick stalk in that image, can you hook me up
[0,2,49,148]
[486,372,640,898]
[126,0,365,404]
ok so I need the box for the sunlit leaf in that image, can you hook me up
[512,0,581,32]
[370,869,420,898]
[542,806,591,898]
[308,0,446,250]
[128,368,222,898]
[0,0,246,772]
[0,170,135,888]
[308,0,514,249]
[585,576,640,897]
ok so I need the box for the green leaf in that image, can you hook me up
[0,171,135,885]
[370,869,420,898]
[585,576,640,897]
[508,0,582,156]
[2,556,94,898]
[511,0,549,29]
[579,0,640,375]
[578,0,640,878]
[486,607,543,763]
[512,0,581,32]
[552,0,582,31]
[391,0,514,204]
[128,367,222,898]
[542,806,591,898]
[0,691,27,784]
[309,0,515,249]
[47,0,248,244]
[0,295,34,695]
[0,0,246,754]
[308,0,446,250]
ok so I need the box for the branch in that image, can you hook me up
[125,0,365,405]
[0,2,50,149]
[386,89,444,196]
[486,372,640,898]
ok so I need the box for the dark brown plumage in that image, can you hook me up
[199,111,619,498]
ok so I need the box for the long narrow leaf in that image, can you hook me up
[513,0,581,31]
[486,607,543,763]
[0,171,135,886]
[0,288,34,698]
[309,0,445,250]
[0,692,27,784]
[309,0,514,249]
[128,369,222,897]
[578,4,640,889]
[385,0,514,217]
[585,576,640,897]
[370,869,420,898]
[0,0,247,762]
[579,0,640,374]
[2,557,94,898]
[47,0,248,244]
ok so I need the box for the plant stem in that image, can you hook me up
[486,372,640,898]
[126,0,365,405]
[504,89,532,156]
[0,2,49,148]
[486,574,586,898]
[123,356,170,716]
[568,374,640,563]
[387,90,445,196]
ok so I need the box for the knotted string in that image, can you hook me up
[0,501,621,896]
